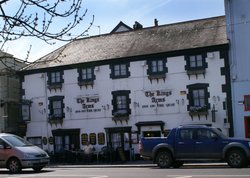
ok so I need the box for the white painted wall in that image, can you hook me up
[23,51,228,153]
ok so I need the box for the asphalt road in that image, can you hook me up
[0,165,250,178]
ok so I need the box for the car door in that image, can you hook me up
[175,128,196,158]
[0,138,7,167]
[194,128,222,159]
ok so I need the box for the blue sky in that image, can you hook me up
[4,0,225,62]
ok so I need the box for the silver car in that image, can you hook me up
[0,133,50,173]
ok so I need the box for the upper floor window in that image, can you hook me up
[47,71,64,90]
[51,71,61,84]
[245,95,250,111]
[48,96,64,121]
[187,83,210,113]
[110,63,130,79]
[147,58,167,81]
[78,67,95,86]
[112,90,131,119]
[152,60,164,73]
[190,55,203,68]
[193,89,205,107]
[185,53,207,77]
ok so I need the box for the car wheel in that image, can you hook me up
[156,151,173,168]
[8,158,21,174]
[172,161,184,168]
[226,149,247,168]
[33,166,44,172]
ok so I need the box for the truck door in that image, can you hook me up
[175,128,195,158]
[194,128,222,158]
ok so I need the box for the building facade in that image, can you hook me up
[0,51,27,133]
[225,0,250,137]
[20,16,231,159]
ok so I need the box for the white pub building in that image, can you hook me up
[19,16,232,161]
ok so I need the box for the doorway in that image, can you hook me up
[52,129,80,153]
[105,127,131,161]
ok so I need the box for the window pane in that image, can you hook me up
[120,64,127,75]
[56,72,60,82]
[52,100,62,117]
[158,60,163,72]
[87,68,92,79]
[190,56,196,67]
[114,65,120,76]
[117,95,127,111]
[82,69,87,79]
[193,89,205,106]
[51,72,60,83]
[152,61,157,72]
[55,136,63,153]
[82,68,93,80]
[196,55,203,67]
[189,55,203,68]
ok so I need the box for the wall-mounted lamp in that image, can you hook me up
[134,102,139,108]
[181,99,185,105]
[66,106,72,113]
[102,104,110,110]
[212,96,220,104]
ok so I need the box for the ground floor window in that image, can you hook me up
[27,137,42,148]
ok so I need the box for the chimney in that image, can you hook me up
[154,19,158,27]
[133,21,143,30]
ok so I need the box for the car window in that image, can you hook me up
[2,135,32,147]
[197,129,217,139]
[179,129,194,140]
[0,138,4,147]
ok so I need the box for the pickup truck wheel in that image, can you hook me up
[226,149,247,168]
[156,151,173,168]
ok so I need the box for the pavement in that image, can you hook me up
[48,160,228,168]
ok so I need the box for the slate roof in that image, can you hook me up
[23,16,228,71]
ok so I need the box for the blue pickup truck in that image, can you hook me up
[139,125,250,168]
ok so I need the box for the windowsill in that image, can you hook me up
[78,81,94,86]
[111,75,129,79]
[112,115,129,124]
[148,74,166,80]
[187,68,205,75]
[48,118,63,125]
[48,83,62,90]
[189,111,208,116]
